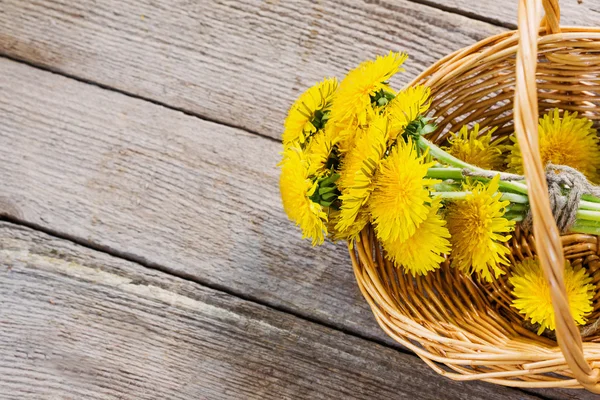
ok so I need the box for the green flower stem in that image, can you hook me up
[433,182,461,192]
[497,181,529,196]
[579,199,600,212]
[419,137,477,171]
[507,204,527,213]
[503,210,600,234]
[504,212,524,222]
[501,193,529,204]
[431,191,467,200]
[576,210,600,222]
[571,220,600,235]
[582,194,600,204]
[426,167,464,180]
[417,136,528,195]
[431,191,600,232]
[418,136,600,226]
[503,219,600,235]
[431,191,529,204]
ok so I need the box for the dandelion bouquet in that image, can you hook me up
[279,51,600,337]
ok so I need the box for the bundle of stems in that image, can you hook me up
[418,135,600,235]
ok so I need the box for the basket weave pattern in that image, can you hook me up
[350,0,600,391]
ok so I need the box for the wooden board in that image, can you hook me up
[417,0,600,28]
[0,0,505,140]
[0,58,391,345]
[0,221,540,399]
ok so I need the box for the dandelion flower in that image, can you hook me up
[335,108,374,154]
[306,127,339,177]
[508,109,600,181]
[369,138,439,243]
[336,114,389,235]
[444,124,506,170]
[330,51,407,126]
[329,209,371,242]
[387,85,431,141]
[283,78,338,145]
[446,175,515,282]
[382,198,451,276]
[509,257,594,334]
[279,148,328,245]
[329,52,407,151]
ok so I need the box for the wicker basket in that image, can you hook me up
[349,0,600,392]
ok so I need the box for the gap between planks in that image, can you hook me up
[0,213,392,356]
[0,54,279,145]
[0,0,507,141]
[1,0,596,144]
[401,0,516,29]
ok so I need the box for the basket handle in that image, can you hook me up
[514,0,600,391]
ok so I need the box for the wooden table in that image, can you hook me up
[1,1,599,399]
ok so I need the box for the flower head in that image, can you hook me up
[329,52,407,152]
[330,52,407,126]
[306,128,339,177]
[279,148,328,245]
[387,85,431,142]
[507,109,600,181]
[446,175,515,282]
[509,257,594,334]
[444,124,506,170]
[369,138,439,243]
[328,209,371,242]
[336,114,389,237]
[382,198,451,276]
[283,78,338,145]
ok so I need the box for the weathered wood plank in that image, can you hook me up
[419,0,599,28]
[0,58,389,345]
[0,221,540,399]
[0,0,505,140]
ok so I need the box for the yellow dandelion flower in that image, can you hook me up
[508,109,600,181]
[444,124,506,170]
[509,257,594,334]
[382,198,451,276]
[329,51,407,144]
[369,138,439,243]
[336,114,389,234]
[329,209,371,242]
[335,124,363,154]
[306,128,338,177]
[446,175,515,282]
[283,77,338,145]
[279,148,328,245]
[334,106,377,154]
[387,85,431,141]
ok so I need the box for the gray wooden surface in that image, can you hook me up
[0,0,505,140]
[0,221,539,400]
[0,57,389,345]
[416,0,599,28]
[0,0,598,398]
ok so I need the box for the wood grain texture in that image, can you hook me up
[0,58,391,346]
[0,221,540,400]
[0,0,504,140]
[419,0,600,28]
